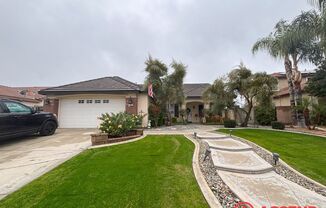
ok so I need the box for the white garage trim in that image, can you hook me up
[58,95,126,128]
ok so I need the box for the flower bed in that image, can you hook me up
[91,112,144,146]
[91,130,143,146]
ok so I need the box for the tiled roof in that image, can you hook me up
[271,71,315,78]
[13,87,48,100]
[40,76,141,95]
[183,83,210,98]
[138,83,210,98]
[273,83,308,98]
[0,85,41,103]
[40,76,210,98]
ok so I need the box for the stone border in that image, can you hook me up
[197,138,241,207]
[217,131,326,193]
[184,135,223,208]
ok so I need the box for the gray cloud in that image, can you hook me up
[0,0,313,87]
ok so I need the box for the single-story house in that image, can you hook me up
[40,76,149,128]
[40,76,214,128]
[0,85,46,107]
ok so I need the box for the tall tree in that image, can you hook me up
[306,66,326,97]
[252,20,312,127]
[144,56,168,126]
[144,55,168,106]
[228,63,277,127]
[162,60,187,123]
[203,77,235,117]
[304,1,326,55]
[144,56,186,126]
[308,0,325,10]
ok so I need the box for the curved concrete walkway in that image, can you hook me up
[199,132,326,208]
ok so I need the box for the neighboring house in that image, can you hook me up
[271,71,316,124]
[39,76,149,128]
[0,85,46,107]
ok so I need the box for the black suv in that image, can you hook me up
[0,99,58,140]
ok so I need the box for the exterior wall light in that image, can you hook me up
[272,152,280,165]
[127,96,134,107]
[194,132,197,138]
[204,149,211,161]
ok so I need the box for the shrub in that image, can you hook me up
[171,117,178,124]
[157,113,165,126]
[99,112,142,137]
[224,120,236,128]
[205,115,224,124]
[148,104,161,127]
[255,106,276,126]
[271,121,285,130]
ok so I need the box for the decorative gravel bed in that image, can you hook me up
[198,140,240,207]
[231,136,326,197]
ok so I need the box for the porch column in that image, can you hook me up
[204,102,210,110]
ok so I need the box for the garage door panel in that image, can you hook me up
[59,98,125,128]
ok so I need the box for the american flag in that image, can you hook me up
[148,82,154,98]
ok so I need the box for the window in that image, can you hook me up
[4,102,31,113]
[0,106,4,113]
[95,100,101,104]
[174,104,179,117]
[78,100,84,104]
[103,100,109,104]
[272,80,279,91]
[86,100,93,104]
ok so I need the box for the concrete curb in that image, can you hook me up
[88,135,146,149]
[217,131,326,190]
[184,134,223,208]
[220,127,326,138]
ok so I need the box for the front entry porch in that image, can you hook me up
[169,99,210,124]
[184,101,206,123]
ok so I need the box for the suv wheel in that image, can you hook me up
[40,121,57,136]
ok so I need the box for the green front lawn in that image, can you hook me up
[0,135,208,208]
[218,129,326,185]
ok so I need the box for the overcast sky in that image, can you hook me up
[0,0,314,87]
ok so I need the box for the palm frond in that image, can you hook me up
[308,0,325,11]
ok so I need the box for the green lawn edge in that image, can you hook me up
[218,128,326,185]
[0,135,208,208]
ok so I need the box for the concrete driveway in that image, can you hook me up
[0,129,94,200]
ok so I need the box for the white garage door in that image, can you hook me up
[58,98,125,128]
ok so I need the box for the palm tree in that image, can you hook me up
[308,0,325,10]
[252,21,306,126]
[306,1,326,54]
